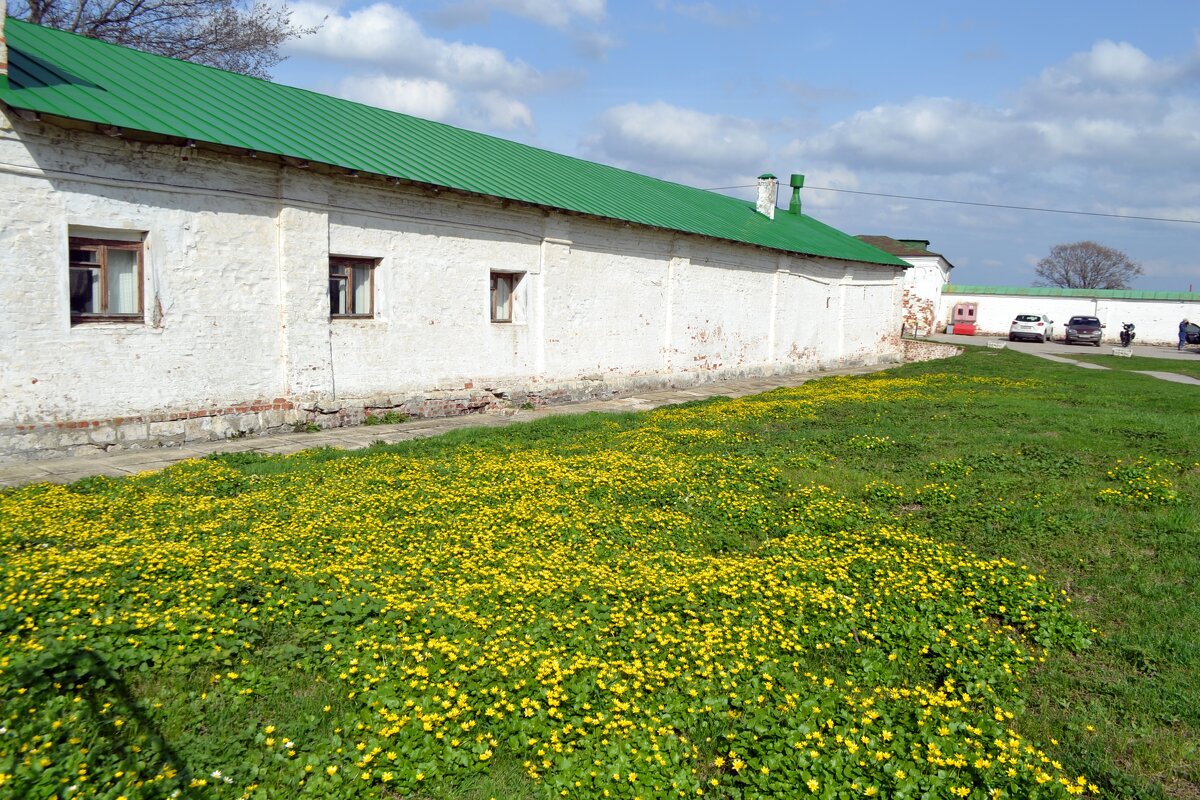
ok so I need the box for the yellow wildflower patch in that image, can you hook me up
[0,373,1093,799]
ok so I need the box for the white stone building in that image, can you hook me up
[854,229,1200,346]
[856,237,954,337]
[0,16,910,461]
[936,285,1200,345]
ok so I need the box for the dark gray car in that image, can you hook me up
[1065,315,1104,346]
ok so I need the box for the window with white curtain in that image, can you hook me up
[69,237,144,323]
[329,257,376,318]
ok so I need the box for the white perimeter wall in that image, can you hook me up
[0,111,906,454]
[936,292,1200,345]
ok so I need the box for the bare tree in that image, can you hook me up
[1033,241,1143,290]
[11,0,317,78]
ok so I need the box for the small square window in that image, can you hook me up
[69,237,144,324]
[490,271,521,323]
[330,257,376,317]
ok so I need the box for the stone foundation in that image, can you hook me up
[0,356,911,463]
[0,374,683,462]
[900,338,962,363]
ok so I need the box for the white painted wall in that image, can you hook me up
[0,111,907,458]
[899,255,952,336]
[936,291,1200,344]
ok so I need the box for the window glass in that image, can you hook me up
[352,265,371,315]
[330,276,347,316]
[329,257,375,317]
[70,267,100,315]
[68,237,142,322]
[107,249,139,314]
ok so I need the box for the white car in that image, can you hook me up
[1009,314,1054,343]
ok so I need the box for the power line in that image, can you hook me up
[705,184,1200,226]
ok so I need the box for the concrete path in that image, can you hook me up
[1133,371,1200,385]
[0,363,892,489]
[1032,353,1110,369]
[926,332,1200,361]
[926,333,1200,381]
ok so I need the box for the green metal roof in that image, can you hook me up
[944,284,1200,302]
[0,18,906,268]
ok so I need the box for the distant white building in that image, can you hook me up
[854,231,1200,345]
[856,237,954,337]
[0,17,911,461]
[936,285,1200,345]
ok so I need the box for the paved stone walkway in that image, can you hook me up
[0,363,893,488]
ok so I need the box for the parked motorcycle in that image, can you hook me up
[1119,322,1136,347]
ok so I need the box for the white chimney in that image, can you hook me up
[755,173,778,220]
[1,0,8,81]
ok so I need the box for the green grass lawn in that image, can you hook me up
[1,349,1197,800]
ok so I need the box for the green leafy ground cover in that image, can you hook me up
[1,349,1197,799]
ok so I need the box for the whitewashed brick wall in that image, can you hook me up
[0,110,907,460]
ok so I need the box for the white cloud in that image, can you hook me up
[287,1,545,91]
[794,98,1029,173]
[335,75,458,120]
[433,0,606,30]
[789,38,1200,178]
[428,0,615,60]
[333,76,534,131]
[473,92,535,130]
[494,0,606,28]
[585,101,770,184]
[1037,39,1180,90]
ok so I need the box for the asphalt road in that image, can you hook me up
[925,332,1200,361]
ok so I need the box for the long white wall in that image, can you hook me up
[936,292,1199,345]
[0,111,906,459]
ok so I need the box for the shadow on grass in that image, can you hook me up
[13,646,207,799]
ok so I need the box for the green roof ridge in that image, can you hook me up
[944,284,1200,301]
[0,18,906,268]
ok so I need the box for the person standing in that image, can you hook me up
[1181,318,1190,351]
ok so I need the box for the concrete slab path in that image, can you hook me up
[926,332,1200,361]
[0,363,893,489]
[1133,371,1200,385]
[926,333,1200,380]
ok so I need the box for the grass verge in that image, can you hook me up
[1,348,1198,799]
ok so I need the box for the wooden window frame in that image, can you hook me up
[490,271,521,323]
[329,256,377,319]
[69,237,145,325]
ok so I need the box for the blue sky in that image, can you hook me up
[271,1,1200,290]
